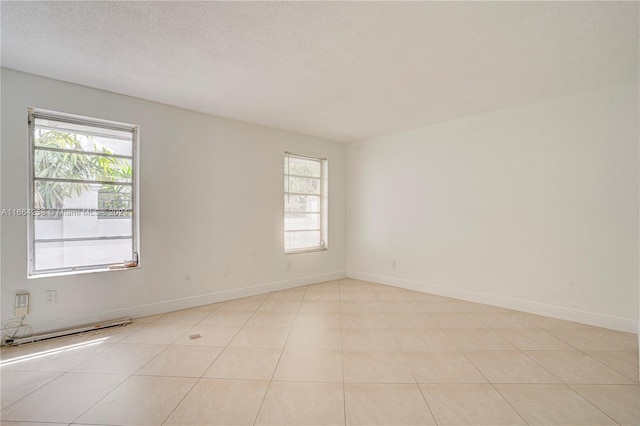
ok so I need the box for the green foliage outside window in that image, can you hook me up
[34,130,132,216]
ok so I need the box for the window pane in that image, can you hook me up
[35,181,132,210]
[98,184,132,213]
[34,238,133,271]
[287,176,320,194]
[34,150,132,183]
[285,212,320,231]
[285,156,321,177]
[284,194,320,213]
[34,215,132,240]
[34,118,133,157]
[285,230,321,251]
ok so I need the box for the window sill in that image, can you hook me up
[28,263,140,279]
[284,247,328,255]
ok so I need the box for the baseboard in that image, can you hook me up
[4,270,347,338]
[348,271,639,334]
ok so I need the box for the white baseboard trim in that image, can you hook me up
[348,271,639,334]
[5,270,347,338]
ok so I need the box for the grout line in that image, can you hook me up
[67,371,132,424]
[0,370,64,413]
[519,348,570,384]
[251,285,307,425]
[489,383,531,425]
[564,383,625,426]
[339,283,347,426]
[415,385,441,426]
[453,346,531,424]
[159,375,200,425]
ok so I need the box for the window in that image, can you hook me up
[27,108,139,277]
[284,152,327,253]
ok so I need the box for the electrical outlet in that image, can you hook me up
[45,290,57,304]
[14,293,29,317]
[221,266,229,277]
[286,262,292,271]
[391,259,397,268]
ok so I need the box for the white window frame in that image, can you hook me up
[284,151,328,254]
[27,107,140,278]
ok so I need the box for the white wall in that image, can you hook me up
[347,83,639,332]
[1,68,346,334]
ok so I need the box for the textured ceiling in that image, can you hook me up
[1,1,638,142]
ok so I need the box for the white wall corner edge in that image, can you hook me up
[347,271,639,334]
[2,270,347,339]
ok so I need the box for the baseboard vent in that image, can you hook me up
[2,317,132,346]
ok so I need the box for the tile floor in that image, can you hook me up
[0,279,638,425]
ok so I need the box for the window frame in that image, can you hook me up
[284,151,328,254]
[27,107,140,278]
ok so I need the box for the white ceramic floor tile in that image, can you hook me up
[465,351,560,383]
[172,324,241,346]
[473,312,535,328]
[341,313,389,328]
[0,373,127,423]
[340,301,382,313]
[122,323,193,345]
[255,381,344,425]
[345,383,436,425]
[76,375,196,425]
[257,300,301,313]
[571,384,640,426]
[525,350,634,384]
[204,347,281,380]
[164,378,269,425]
[404,351,487,384]
[298,301,341,313]
[136,345,222,377]
[71,343,165,374]
[586,350,639,383]
[343,351,414,383]
[293,312,342,328]
[393,329,458,351]
[199,309,254,326]
[383,312,438,329]
[380,301,425,313]
[339,291,377,302]
[0,370,61,409]
[273,350,342,382]
[0,338,109,372]
[303,289,341,301]
[429,312,487,328]
[419,384,526,425]
[447,329,516,351]
[495,328,573,350]
[496,384,617,425]
[342,328,398,350]
[229,326,290,349]
[286,326,341,350]
[546,328,638,351]
[245,311,297,327]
